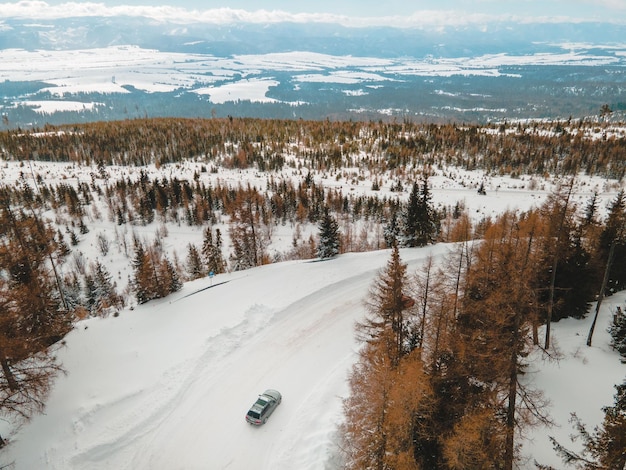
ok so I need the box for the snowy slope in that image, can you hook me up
[2,246,450,469]
[1,243,624,469]
[0,157,624,468]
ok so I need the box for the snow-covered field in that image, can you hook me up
[0,159,624,469]
[2,45,625,113]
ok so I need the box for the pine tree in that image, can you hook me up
[86,261,120,316]
[317,208,340,260]
[402,176,437,247]
[383,206,401,248]
[202,227,226,275]
[609,306,626,361]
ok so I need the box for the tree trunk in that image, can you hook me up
[545,180,573,349]
[587,241,615,346]
[504,311,520,470]
[0,355,18,392]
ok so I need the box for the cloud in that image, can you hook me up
[580,0,626,9]
[0,1,623,26]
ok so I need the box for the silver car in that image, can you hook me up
[245,389,282,425]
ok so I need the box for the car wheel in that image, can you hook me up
[263,417,268,424]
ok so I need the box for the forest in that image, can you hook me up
[0,116,625,468]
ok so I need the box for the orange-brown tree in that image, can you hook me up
[450,211,551,470]
[228,185,268,271]
[343,245,433,469]
[0,190,70,420]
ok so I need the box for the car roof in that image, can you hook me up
[261,389,281,400]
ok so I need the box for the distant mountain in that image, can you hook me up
[3,16,626,56]
[1,16,625,127]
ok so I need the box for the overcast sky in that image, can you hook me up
[1,0,625,25]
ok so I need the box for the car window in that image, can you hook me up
[248,410,260,419]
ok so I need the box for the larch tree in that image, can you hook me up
[452,211,550,470]
[546,380,626,470]
[342,338,396,470]
[0,190,70,421]
[228,185,268,271]
[344,245,432,470]
[132,239,181,304]
[185,243,206,280]
[357,244,414,367]
[132,240,157,304]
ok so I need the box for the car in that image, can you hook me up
[245,389,282,425]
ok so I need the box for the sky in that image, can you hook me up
[2,0,626,25]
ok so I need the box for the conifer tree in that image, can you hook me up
[317,208,340,259]
[160,256,182,296]
[609,306,626,361]
[185,243,206,280]
[358,244,414,366]
[56,229,71,258]
[383,206,401,248]
[546,380,626,470]
[228,186,267,271]
[599,190,626,294]
[588,190,626,346]
[453,211,550,470]
[402,176,437,247]
[85,261,120,316]
[344,246,431,470]
[539,179,575,348]
[132,241,154,304]
[0,190,69,419]
[132,240,181,303]
[202,226,226,274]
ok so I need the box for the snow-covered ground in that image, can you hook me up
[1,45,625,113]
[0,244,624,469]
[0,159,624,469]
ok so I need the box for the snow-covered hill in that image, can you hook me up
[0,156,625,468]
[0,243,624,469]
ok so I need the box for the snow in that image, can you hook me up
[2,45,625,111]
[194,78,280,104]
[0,159,624,469]
[1,245,623,469]
[19,100,103,114]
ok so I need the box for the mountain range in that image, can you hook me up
[1,15,625,127]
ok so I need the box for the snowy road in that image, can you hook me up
[4,246,450,469]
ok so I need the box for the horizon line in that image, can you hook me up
[2,2,626,27]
